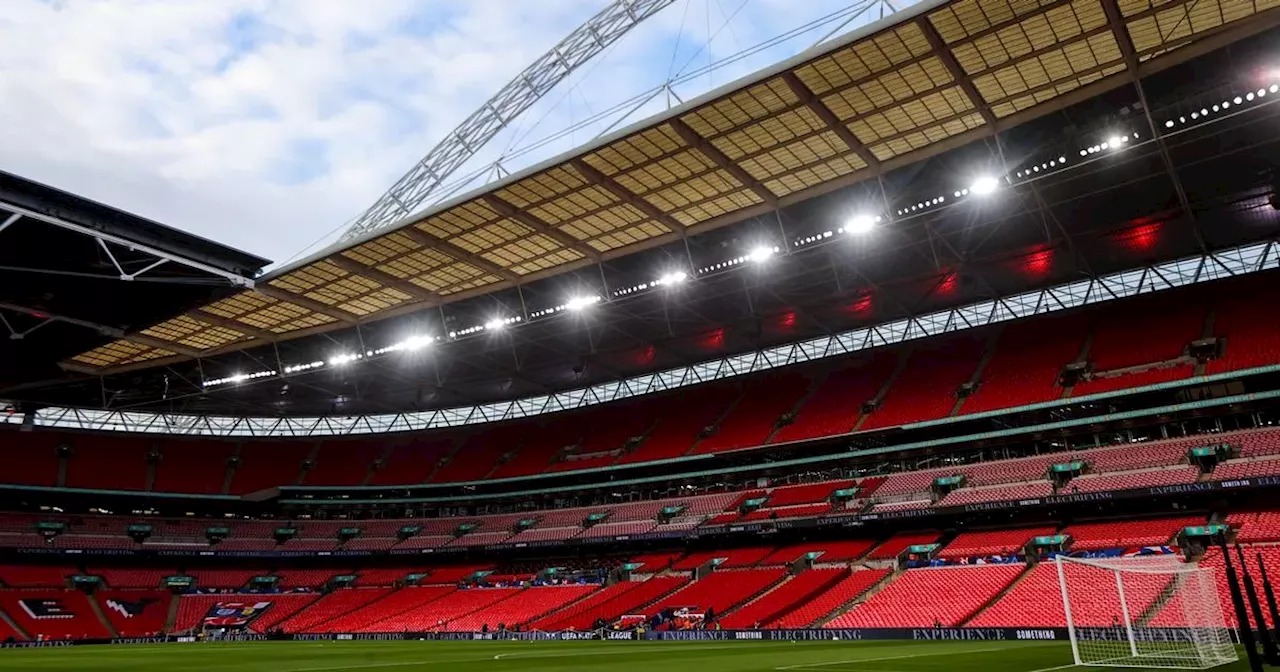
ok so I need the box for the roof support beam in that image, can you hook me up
[666,118,779,207]
[780,72,882,170]
[570,159,688,236]
[400,226,523,283]
[121,333,205,359]
[479,194,603,261]
[188,309,279,342]
[255,285,361,324]
[916,18,998,126]
[327,254,443,302]
[0,212,20,235]
[1101,0,1202,251]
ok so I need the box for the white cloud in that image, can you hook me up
[0,0,903,268]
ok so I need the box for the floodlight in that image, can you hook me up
[846,214,877,235]
[657,271,688,286]
[748,246,776,263]
[484,319,506,331]
[328,353,360,366]
[969,176,1000,196]
[566,295,601,311]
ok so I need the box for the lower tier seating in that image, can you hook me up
[971,558,1174,627]
[446,585,597,631]
[530,576,686,631]
[868,532,939,560]
[1062,517,1203,551]
[314,585,454,633]
[279,587,395,633]
[829,564,1024,627]
[360,587,519,632]
[645,568,786,617]
[773,569,890,628]
[98,590,171,636]
[174,594,318,633]
[719,567,846,628]
[0,590,111,640]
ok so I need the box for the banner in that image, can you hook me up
[202,602,273,628]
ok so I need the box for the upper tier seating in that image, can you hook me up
[772,355,897,443]
[1240,429,1280,458]
[0,590,111,640]
[1211,457,1280,480]
[65,436,147,491]
[830,564,1024,627]
[153,439,235,494]
[860,338,985,430]
[773,569,890,627]
[0,434,59,486]
[693,373,810,454]
[1206,283,1280,375]
[1071,299,1204,396]
[1062,516,1203,550]
[763,480,854,508]
[304,441,383,486]
[431,426,524,483]
[229,441,310,493]
[645,568,786,617]
[530,576,686,630]
[369,439,455,486]
[961,316,1086,414]
[719,567,847,628]
[619,384,739,463]
[937,526,1057,558]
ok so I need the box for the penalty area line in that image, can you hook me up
[775,645,1018,670]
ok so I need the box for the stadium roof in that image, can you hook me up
[0,170,268,389]
[63,0,1280,375]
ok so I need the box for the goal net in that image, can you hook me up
[1055,556,1237,669]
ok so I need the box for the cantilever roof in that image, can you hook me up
[64,0,1280,373]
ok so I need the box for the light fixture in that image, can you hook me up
[748,246,777,263]
[328,353,362,366]
[845,214,879,235]
[484,318,507,331]
[969,176,1000,196]
[566,295,601,311]
[656,271,688,286]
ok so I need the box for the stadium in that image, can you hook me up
[2,0,1280,670]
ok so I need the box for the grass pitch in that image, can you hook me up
[0,640,1255,672]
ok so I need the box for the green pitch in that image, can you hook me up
[0,640,1254,672]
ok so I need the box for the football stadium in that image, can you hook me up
[3,0,1280,670]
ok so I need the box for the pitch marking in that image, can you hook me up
[775,645,1018,670]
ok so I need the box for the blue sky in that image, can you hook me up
[0,0,910,268]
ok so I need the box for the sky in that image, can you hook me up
[0,0,909,269]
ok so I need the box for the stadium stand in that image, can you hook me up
[761,539,875,565]
[447,585,597,630]
[936,527,1057,559]
[773,568,891,627]
[960,316,1086,414]
[1228,509,1280,543]
[867,532,939,560]
[860,338,985,430]
[619,383,739,463]
[304,441,383,486]
[830,564,1024,627]
[309,585,454,633]
[64,436,147,491]
[719,567,847,628]
[0,590,111,640]
[1071,299,1204,396]
[530,576,686,631]
[153,439,237,494]
[935,481,1054,507]
[0,565,71,588]
[1061,517,1203,550]
[368,438,455,486]
[97,591,171,636]
[771,355,897,443]
[692,373,810,454]
[645,568,787,618]
[229,441,311,493]
[974,557,1179,627]
[175,594,318,633]
[362,587,519,632]
[0,434,60,487]
[278,588,396,633]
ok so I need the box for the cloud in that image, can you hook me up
[0,0,902,268]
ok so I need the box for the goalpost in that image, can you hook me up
[1055,556,1237,669]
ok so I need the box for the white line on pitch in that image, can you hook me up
[774,645,1018,670]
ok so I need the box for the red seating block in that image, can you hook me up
[619,384,739,464]
[304,441,382,486]
[314,586,453,633]
[774,569,889,627]
[1067,466,1200,493]
[868,532,939,560]
[937,526,1057,559]
[65,436,147,491]
[693,373,810,454]
[531,576,686,630]
[972,560,1169,627]
[0,590,111,640]
[773,355,897,443]
[860,338,985,430]
[1062,516,1203,550]
[153,439,234,494]
[229,441,311,493]
[645,568,786,617]
[830,564,1023,627]
[368,439,455,486]
[175,594,317,633]
[962,316,1085,414]
[279,588,394,633]
[720,567,846,628]
[98,590,170,636]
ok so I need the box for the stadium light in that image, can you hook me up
[844,214,880,235]
[484,318,507,331]
[566,295,601,311]
[328,353,362,366]
[969,176,1000,196]
[655,270,688,286]
[748,245,777,263]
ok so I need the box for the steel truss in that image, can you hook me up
[6,238,1276,438]
[340,0,678,242]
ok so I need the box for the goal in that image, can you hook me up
[1055,556,1237,669]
